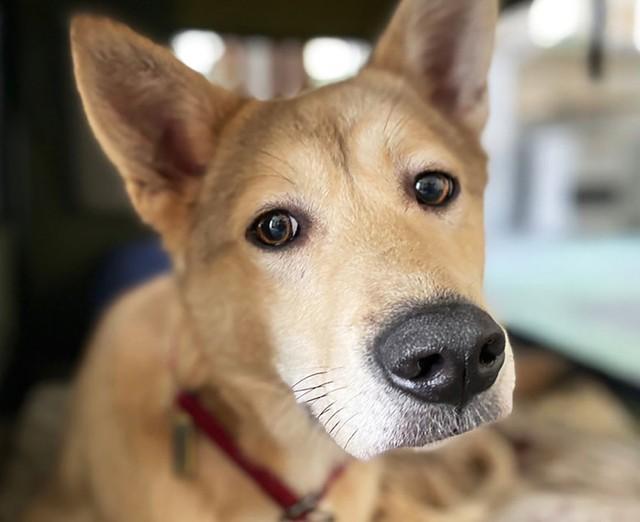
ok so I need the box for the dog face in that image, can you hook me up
[71,0,514,460]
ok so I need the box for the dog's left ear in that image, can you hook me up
[370,0,498,134]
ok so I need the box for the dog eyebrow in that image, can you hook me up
[245,171,297,188]
[254,148,298,186]
[328,121,350,179]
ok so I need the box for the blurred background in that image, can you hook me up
[0,0,638,484]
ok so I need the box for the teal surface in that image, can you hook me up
[485,236,640,386]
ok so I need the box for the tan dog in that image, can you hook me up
[26,0,514,520]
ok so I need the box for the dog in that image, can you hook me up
[25,0,514,520]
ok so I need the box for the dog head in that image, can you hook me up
[71,0,514,460]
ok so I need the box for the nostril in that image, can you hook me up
[395,352,445,381]
[413,353,444,380]
[478,334,505,367]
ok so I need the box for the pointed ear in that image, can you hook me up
[70,16,243,251]
[370,0,498,134]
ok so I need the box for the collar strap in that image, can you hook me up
[176,391,347,521]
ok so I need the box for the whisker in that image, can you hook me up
[268,395,302,432]
[293,380,333,395]
[302,385,348,405]
[295,387,325,401]
[328,419,343,437]
[323,407,346,428]
[344,427,359,452]
[334,412,360,440]
[340,389,365,409]
[289,365,346,372]
[317,402,334,421]
[291,364,346,371]
[304,392,329,405]
[290,371,329,390]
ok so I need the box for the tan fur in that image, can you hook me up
[26,1,514,520]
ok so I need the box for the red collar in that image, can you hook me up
[176,391,347,521]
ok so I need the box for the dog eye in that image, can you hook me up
[249,209,299,248]
[414,172,456,207]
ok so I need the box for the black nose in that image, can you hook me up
[374,303,506,406]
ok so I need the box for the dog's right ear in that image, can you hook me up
[70,16,243,251]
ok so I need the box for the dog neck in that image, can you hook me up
[169,310,348,496]
[192,379,348,493]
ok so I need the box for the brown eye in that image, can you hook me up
[414,171,456,207]
[250,209,299,248]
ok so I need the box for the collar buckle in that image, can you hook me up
[281,495,334,521]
